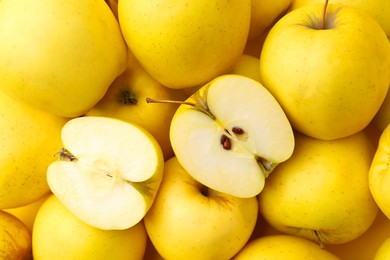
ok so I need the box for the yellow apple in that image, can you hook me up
[167,74,295,198]
[118,0,251,89]
[259,131,378,245]
[369,123,390,220]
[230,54,262,83]
[87,51,186,160]
[144,157,258,260]
[0,210,32,260]
[0,0,127,117]
[47,116,164,230]
[260,3,390,140]
[233,235,339,260]
[249,0,291,39]
[4,193,51,232]
[33,194,147,260]
[0,90,67,209]
[291,0,390,37]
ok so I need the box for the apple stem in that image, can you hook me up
[321,0,329,29]
[146,97,216,120]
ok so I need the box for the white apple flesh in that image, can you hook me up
[47,116,164,230]
[169,74,295,198]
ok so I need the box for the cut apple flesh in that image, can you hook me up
[47,116,164,230]
[170,74,294,198]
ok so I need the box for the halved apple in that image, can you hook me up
[47,116,164,230]
[168,74,294,198]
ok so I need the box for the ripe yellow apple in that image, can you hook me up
[230,54,262,83]
[0,0,127,117]
[249,0,291,39]
[118,0,251,89]
[0,210,32,259]
[259,131,378,245]
[4,193,51,232]
[369,123,390,219]
[233,235,339,260]
[168,74,295,198]
[260,3,390,140]
[33,194,147,260]
[47,116,164,230]
[144,157,258,260]
[87,51,186,160]
[0,91,67,209]
[291,0,390,37]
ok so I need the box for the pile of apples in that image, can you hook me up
[1,0,390,259]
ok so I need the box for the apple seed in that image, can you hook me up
[232,127,244,135]
[220,134,232,150]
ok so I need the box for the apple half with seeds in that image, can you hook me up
[166,74,294,198]
[47,116,164,230]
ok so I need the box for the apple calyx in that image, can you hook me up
[146,96,275,176]
[119,89,138,105]
[54,148,77,162]
[314,230,326,249]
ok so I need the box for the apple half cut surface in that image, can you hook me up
[47,116,164,230]
[169,74,295,198]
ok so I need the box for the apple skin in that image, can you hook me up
[260,4,390,140]
[326,209,390,260]
[32,194,147,260]
[230,54,262,83]
[291,0,390,37]
[118,0,251,89]
[144,157,258,260]
[259,131,378,245]
[0,90,67,209]
[233,235,339,260]
[0,0,127,117]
